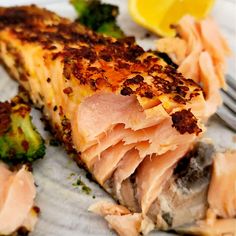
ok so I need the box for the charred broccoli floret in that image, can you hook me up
[0,96,45,164]
[71,0,125,38]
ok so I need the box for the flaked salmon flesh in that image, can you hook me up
[157,15,231,118]
[0,163,38,235]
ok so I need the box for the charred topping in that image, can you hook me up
[116,60,130,69]
[40,111,78,159]
[0,102,11,136]
[120,87,133,96]
[43,45,57,50]
[190,92,200,99]
[33,206,41,214]
[40,116,52,132]
[123,45,144,62]
[171,109,202,135]
[16,226,30,236]
[135,83,154,98]
[11,86,31,106]
[0,3,205,135]
[77,46,97,63]
[61,117,75,154]
[12,104,31,118]
[59,106,63,116]
[21,140,29,152]
[150,50,178,69]
[0,5,203,103]
[53,105,58,111]
[144,91,154,99]
[41,112,76,154]
[85,172,94,182]
[117,36,135,45]
[89,79,97,90]
[63,86,73,95]
[99,49,112,62]
[18,127,23,134]
[176,85,189,96]
[173,95,186,104]
[125,75,144,85]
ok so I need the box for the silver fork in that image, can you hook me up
[216,74,236,132]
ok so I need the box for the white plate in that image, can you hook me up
[0,1,235,235]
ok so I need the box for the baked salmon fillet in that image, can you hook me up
[0,5,210,233]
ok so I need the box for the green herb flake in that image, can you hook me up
[82,185,91,195]
[67,172,76,180]
[76,178,83,186]
[72,176,92,195]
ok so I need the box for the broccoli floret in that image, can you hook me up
[71,0,125,38]
[0,98,45,164]
[97,22,124,38]
[71,0,89,17]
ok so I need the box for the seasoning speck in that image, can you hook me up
[63,87,73,95]
[82,185,92,195]
[120,87,133,96]
[72,177,92,195]
[49,138,61,146]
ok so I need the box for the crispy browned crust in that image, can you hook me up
[171,109,202,135]
[0,5,202,104]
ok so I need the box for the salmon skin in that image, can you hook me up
[0,5,207,232]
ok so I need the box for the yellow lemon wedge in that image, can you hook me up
[128,0,215,37]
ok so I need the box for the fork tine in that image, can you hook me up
[226,74,236,90]
[216,74,236,132]
[223,84,236,101]
[221,91,236,113]
[217,106,236,132]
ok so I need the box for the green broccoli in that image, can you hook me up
[70,0,125,38]
[97,22,124,38]
[0,96,45,164]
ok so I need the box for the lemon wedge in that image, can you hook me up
[128,0,215,37]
